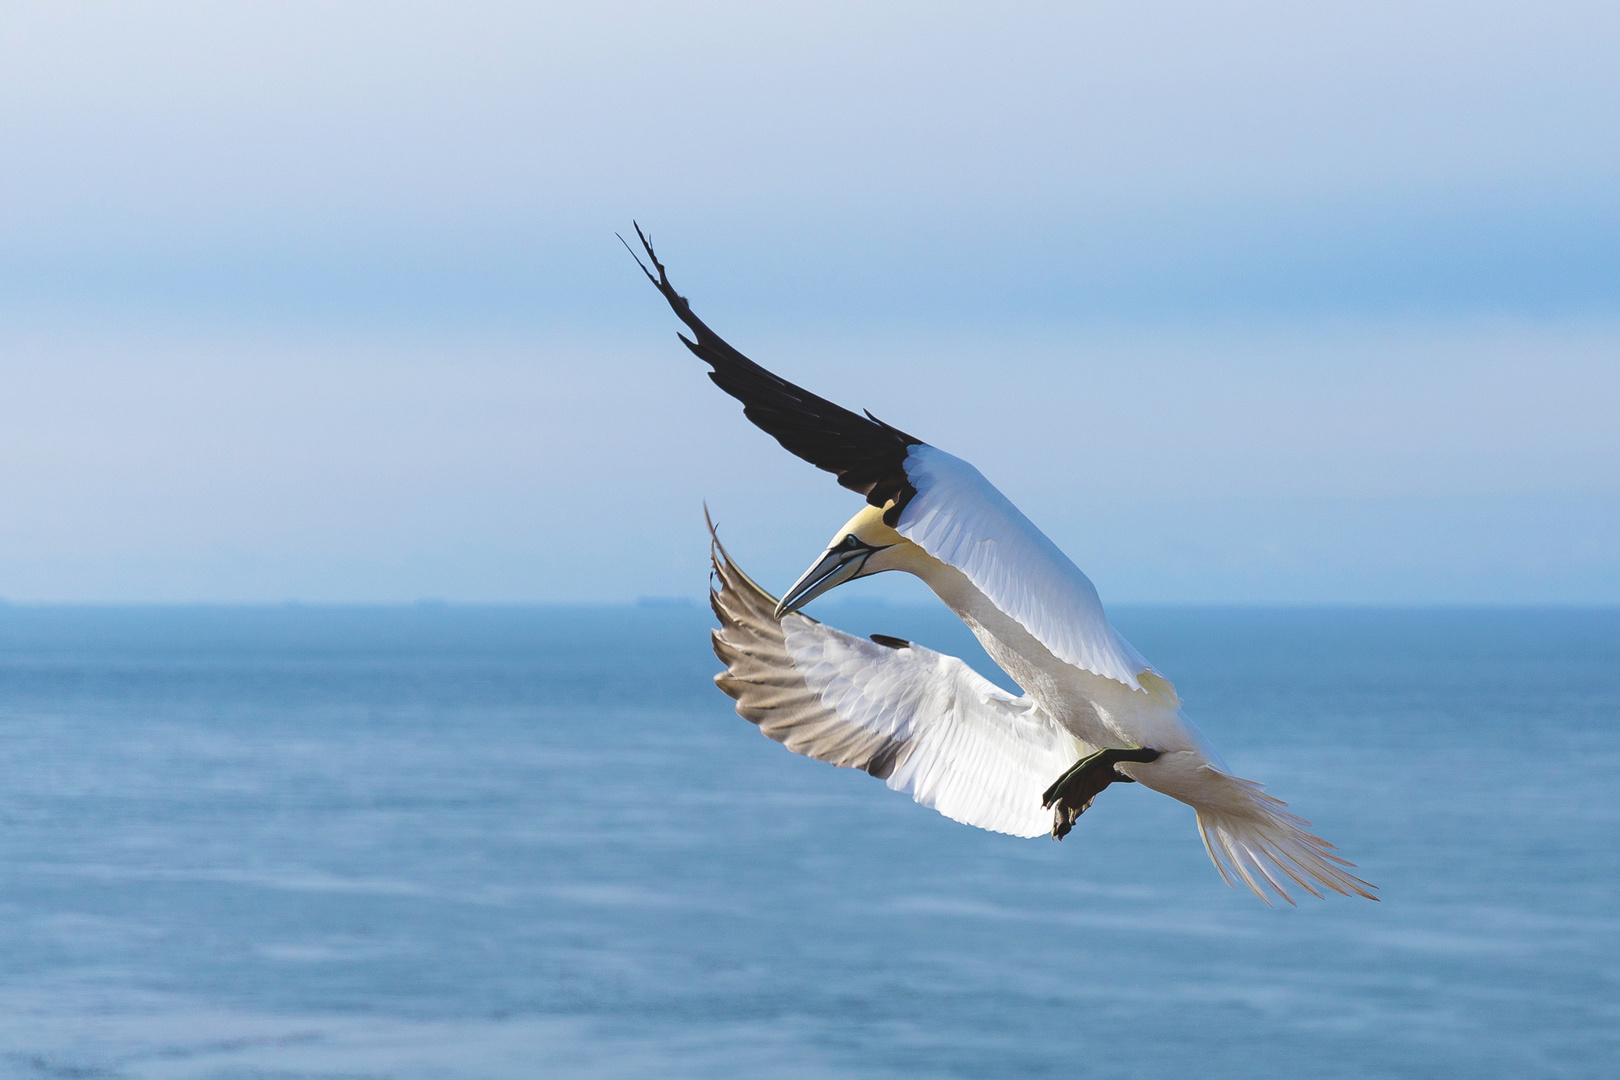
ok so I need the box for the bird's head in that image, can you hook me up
[774,503,914,618]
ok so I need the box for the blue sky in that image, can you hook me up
[0,1,1616,603]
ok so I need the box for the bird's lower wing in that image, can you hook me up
[710,525,1087,838]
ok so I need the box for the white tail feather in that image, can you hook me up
[1193,778,1376,906]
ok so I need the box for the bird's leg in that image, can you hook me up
[1042,746,1162,840]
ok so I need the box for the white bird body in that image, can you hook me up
[884,447,1209,787]
[631,226,1375,904]
[787,447,1373,905]
[875,528,1190,757]
[916,570,1224,812]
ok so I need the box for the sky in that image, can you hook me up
[0,1,1616,604]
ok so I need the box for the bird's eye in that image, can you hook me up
[844,535,860,548]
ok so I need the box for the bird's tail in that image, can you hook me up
[1194,772,1377,905]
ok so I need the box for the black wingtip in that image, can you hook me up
[623,221,704,334]
[632,222,674,291]
[619,220,678,295]
[616,228,659,288]
[626,226,924,513]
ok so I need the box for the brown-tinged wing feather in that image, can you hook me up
[706,514,1091,839]
[708,518,914,777]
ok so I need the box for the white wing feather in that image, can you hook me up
[710,536,1086,838]
[782,621,1085,837]
[897,444,1154,690]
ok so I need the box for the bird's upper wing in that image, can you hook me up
[627,225,921,517]
[632,231,1160,691]
[709,524,1087,838]
[895,445,1162,693]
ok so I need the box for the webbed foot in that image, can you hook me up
[1042,746,1162,840]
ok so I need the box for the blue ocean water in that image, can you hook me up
[0,602,1615,1079]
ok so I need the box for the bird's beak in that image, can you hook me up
[774,542,878,618]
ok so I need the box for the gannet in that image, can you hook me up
[628,226,1375,904]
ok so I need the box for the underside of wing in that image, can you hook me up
[627,225,921,518]
[896,445,1161,693]
[708,521,1087,838]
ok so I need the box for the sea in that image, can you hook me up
[0,602,1615,1079]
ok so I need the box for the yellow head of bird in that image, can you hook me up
[773,502,913,617]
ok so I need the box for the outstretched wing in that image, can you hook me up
[895,445,1164,693]
[630,229,1161,692]
[626,224,921,518]
[709,524,1088,838]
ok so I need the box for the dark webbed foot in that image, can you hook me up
[1042,747,1162,840]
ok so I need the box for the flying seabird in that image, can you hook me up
[628,226,1375,905]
